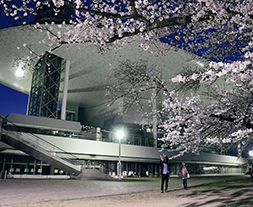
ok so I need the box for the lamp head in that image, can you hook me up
[116,130,124,140]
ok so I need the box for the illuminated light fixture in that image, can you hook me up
[249,150,253,157]
[195,61,204,67]
[15,67,25,77]
[116,130,124,140]
[146,128,151,132]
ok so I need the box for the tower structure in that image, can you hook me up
[28,52,63,118]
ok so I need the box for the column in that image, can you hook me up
[61,60,70,120]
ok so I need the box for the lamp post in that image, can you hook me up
[249,150,253,178]
[116,130,124,180]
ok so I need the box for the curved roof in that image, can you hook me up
[0,24,207,111]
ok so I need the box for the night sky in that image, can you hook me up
[0,84,28,117]
[0,5,28,30]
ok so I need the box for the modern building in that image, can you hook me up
[0,113,247,179]
[0,4,248,179]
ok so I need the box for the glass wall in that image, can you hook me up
[28,52,63,119]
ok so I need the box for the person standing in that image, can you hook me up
[181,162,188,190]
[160,154,170,193]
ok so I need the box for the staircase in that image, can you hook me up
[0,120,82,178]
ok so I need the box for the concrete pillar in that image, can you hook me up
[33,160,36,175]
[177,164,180,175]
[40,161,43,175]
[61,60,70,120]
[50,166,54,175]
[153,87,157,148]
[96,127,102,141]
[10,157,13,175]
[155,164,158,177]
[2,155,6,178]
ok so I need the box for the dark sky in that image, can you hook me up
[0,84,28,117]
[0,6,23,30]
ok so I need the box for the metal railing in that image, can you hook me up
[2,118,82,172]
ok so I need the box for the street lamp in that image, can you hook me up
[116,129,124,180]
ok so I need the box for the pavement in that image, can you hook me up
[0,174,248,206]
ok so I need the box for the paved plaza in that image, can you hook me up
[0,175,249,206]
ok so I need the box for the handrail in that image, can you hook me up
[2,118,82,168]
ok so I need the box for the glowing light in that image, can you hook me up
[15,67,24,77]
[116,130,124,140]
[195,61,204,67]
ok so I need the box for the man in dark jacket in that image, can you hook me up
[160,154,170,193]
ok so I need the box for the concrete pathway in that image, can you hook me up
[0,175,248,206]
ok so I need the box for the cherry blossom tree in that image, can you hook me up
[2,0,253,157]
[169,58,253,156]
[108,57,253,158]
[1,0,253,62]
[106,59,169,113]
